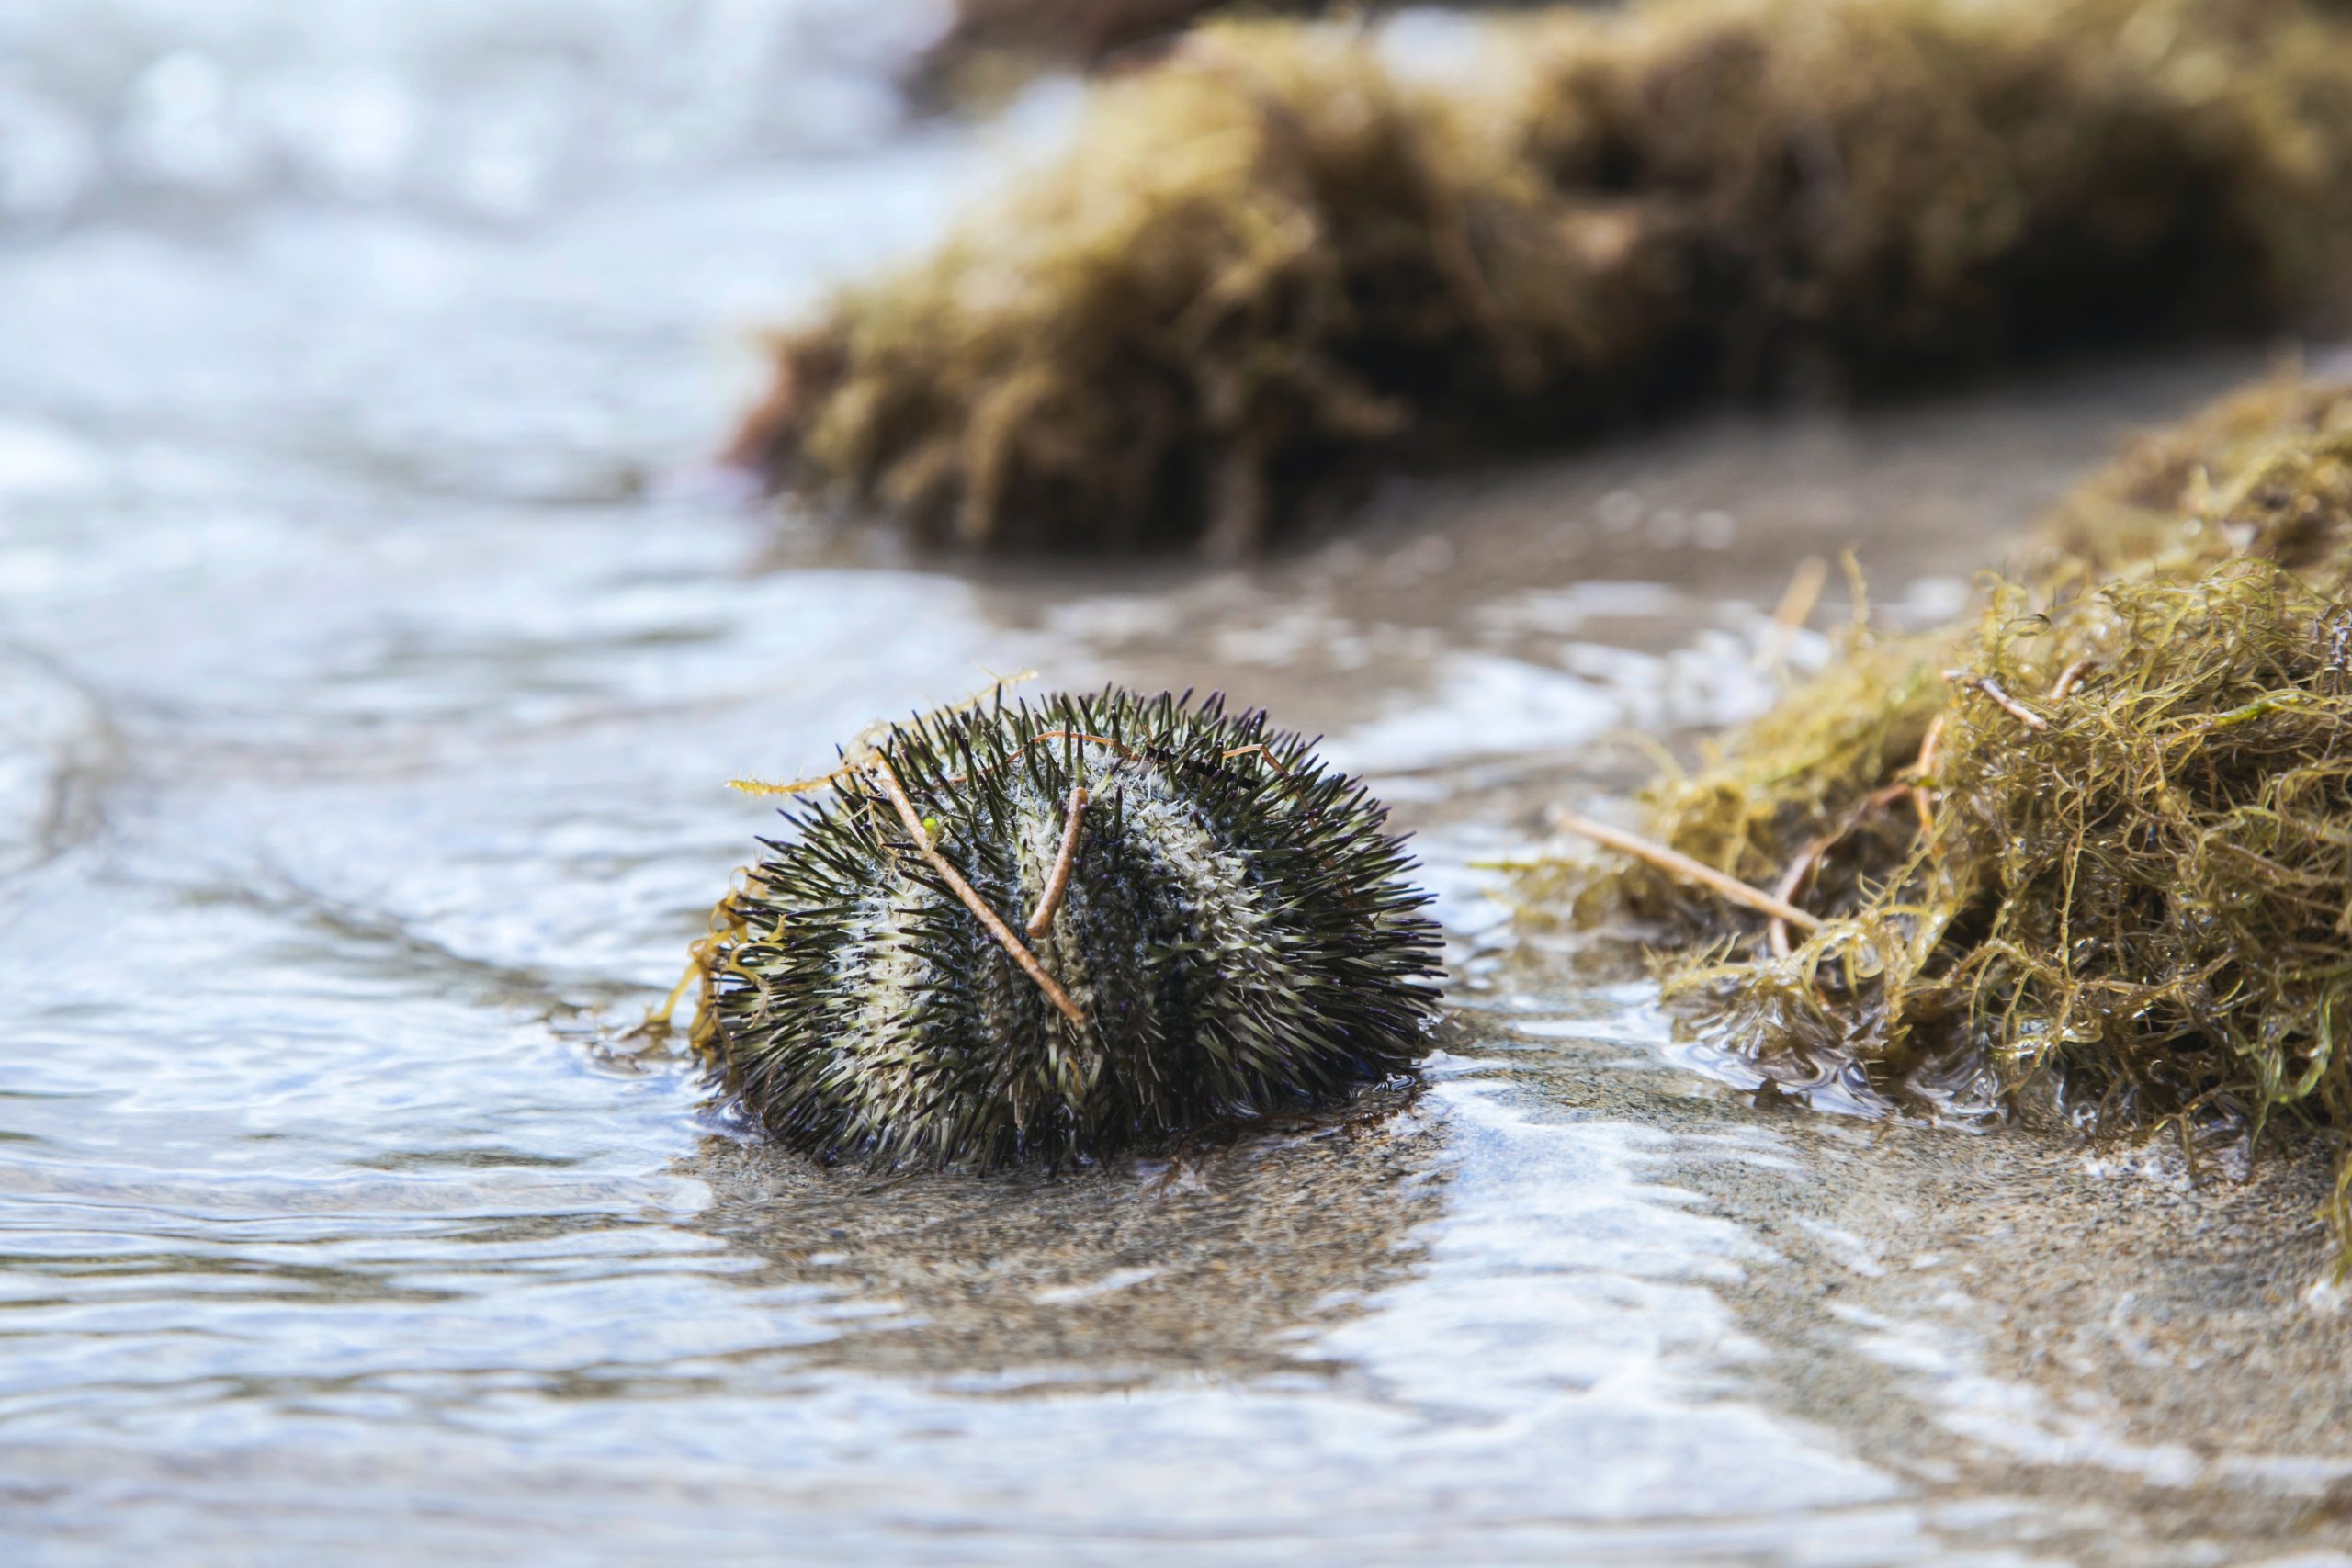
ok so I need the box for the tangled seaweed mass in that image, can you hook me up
[1553,377,2352,1229]
[689,690,1443,1168]
[735,0,2352,552]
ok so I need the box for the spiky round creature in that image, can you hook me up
[696,689,1443,1168]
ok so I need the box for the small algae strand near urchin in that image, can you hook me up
[687,688,1444,1169]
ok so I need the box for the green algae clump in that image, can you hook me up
[689,689,1443,1169]
[735,0,2352,553]
[1549,376,2352,1224]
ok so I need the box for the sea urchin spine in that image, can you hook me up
[695,689,1444,1168]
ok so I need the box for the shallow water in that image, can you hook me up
[6,11,2352,1565]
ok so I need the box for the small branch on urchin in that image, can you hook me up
[1025,784,1087,938]
[868,752,1090,1029]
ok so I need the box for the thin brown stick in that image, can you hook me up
[1946,671,2050,731]
[1911,712,1945,777]
[868,754,1088,1029]
[1025,784,1087,938]
[1767,776,1915,957]
[1766,840,1826,959]
[1555,812,1824,932]
[2046,658,2098,702]
[1751,556,1830,671]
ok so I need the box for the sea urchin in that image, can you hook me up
[691,688,1443,1168]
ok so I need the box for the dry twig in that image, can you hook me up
[1947,671,2050,730]
[1555,812,1824,932]
[1766,841,1826,959]
[1909,712,1946,844]
[2047,658,2098,701]
[1025,784,1088,937]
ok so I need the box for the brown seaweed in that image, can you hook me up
[1552,375,2352,1234]
[737,0,2352,553]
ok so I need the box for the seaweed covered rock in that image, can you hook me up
[1686,565,2352,1122]
[690,689,1443,1168]
[1553,376,2352,1219]
[738,25,1569,555]
[1607,377,2352,935]
[736,0,2352,553]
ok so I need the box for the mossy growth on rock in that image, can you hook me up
[1544,375,2352,1225]
[735,0,2352,553]
[687,688,1443,1169]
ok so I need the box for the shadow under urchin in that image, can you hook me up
[698,688,1444,1169]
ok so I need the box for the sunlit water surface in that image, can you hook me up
[4,8,2345,1565]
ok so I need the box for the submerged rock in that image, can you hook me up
[690,688,1442,1168]
[736,0,2352,553]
